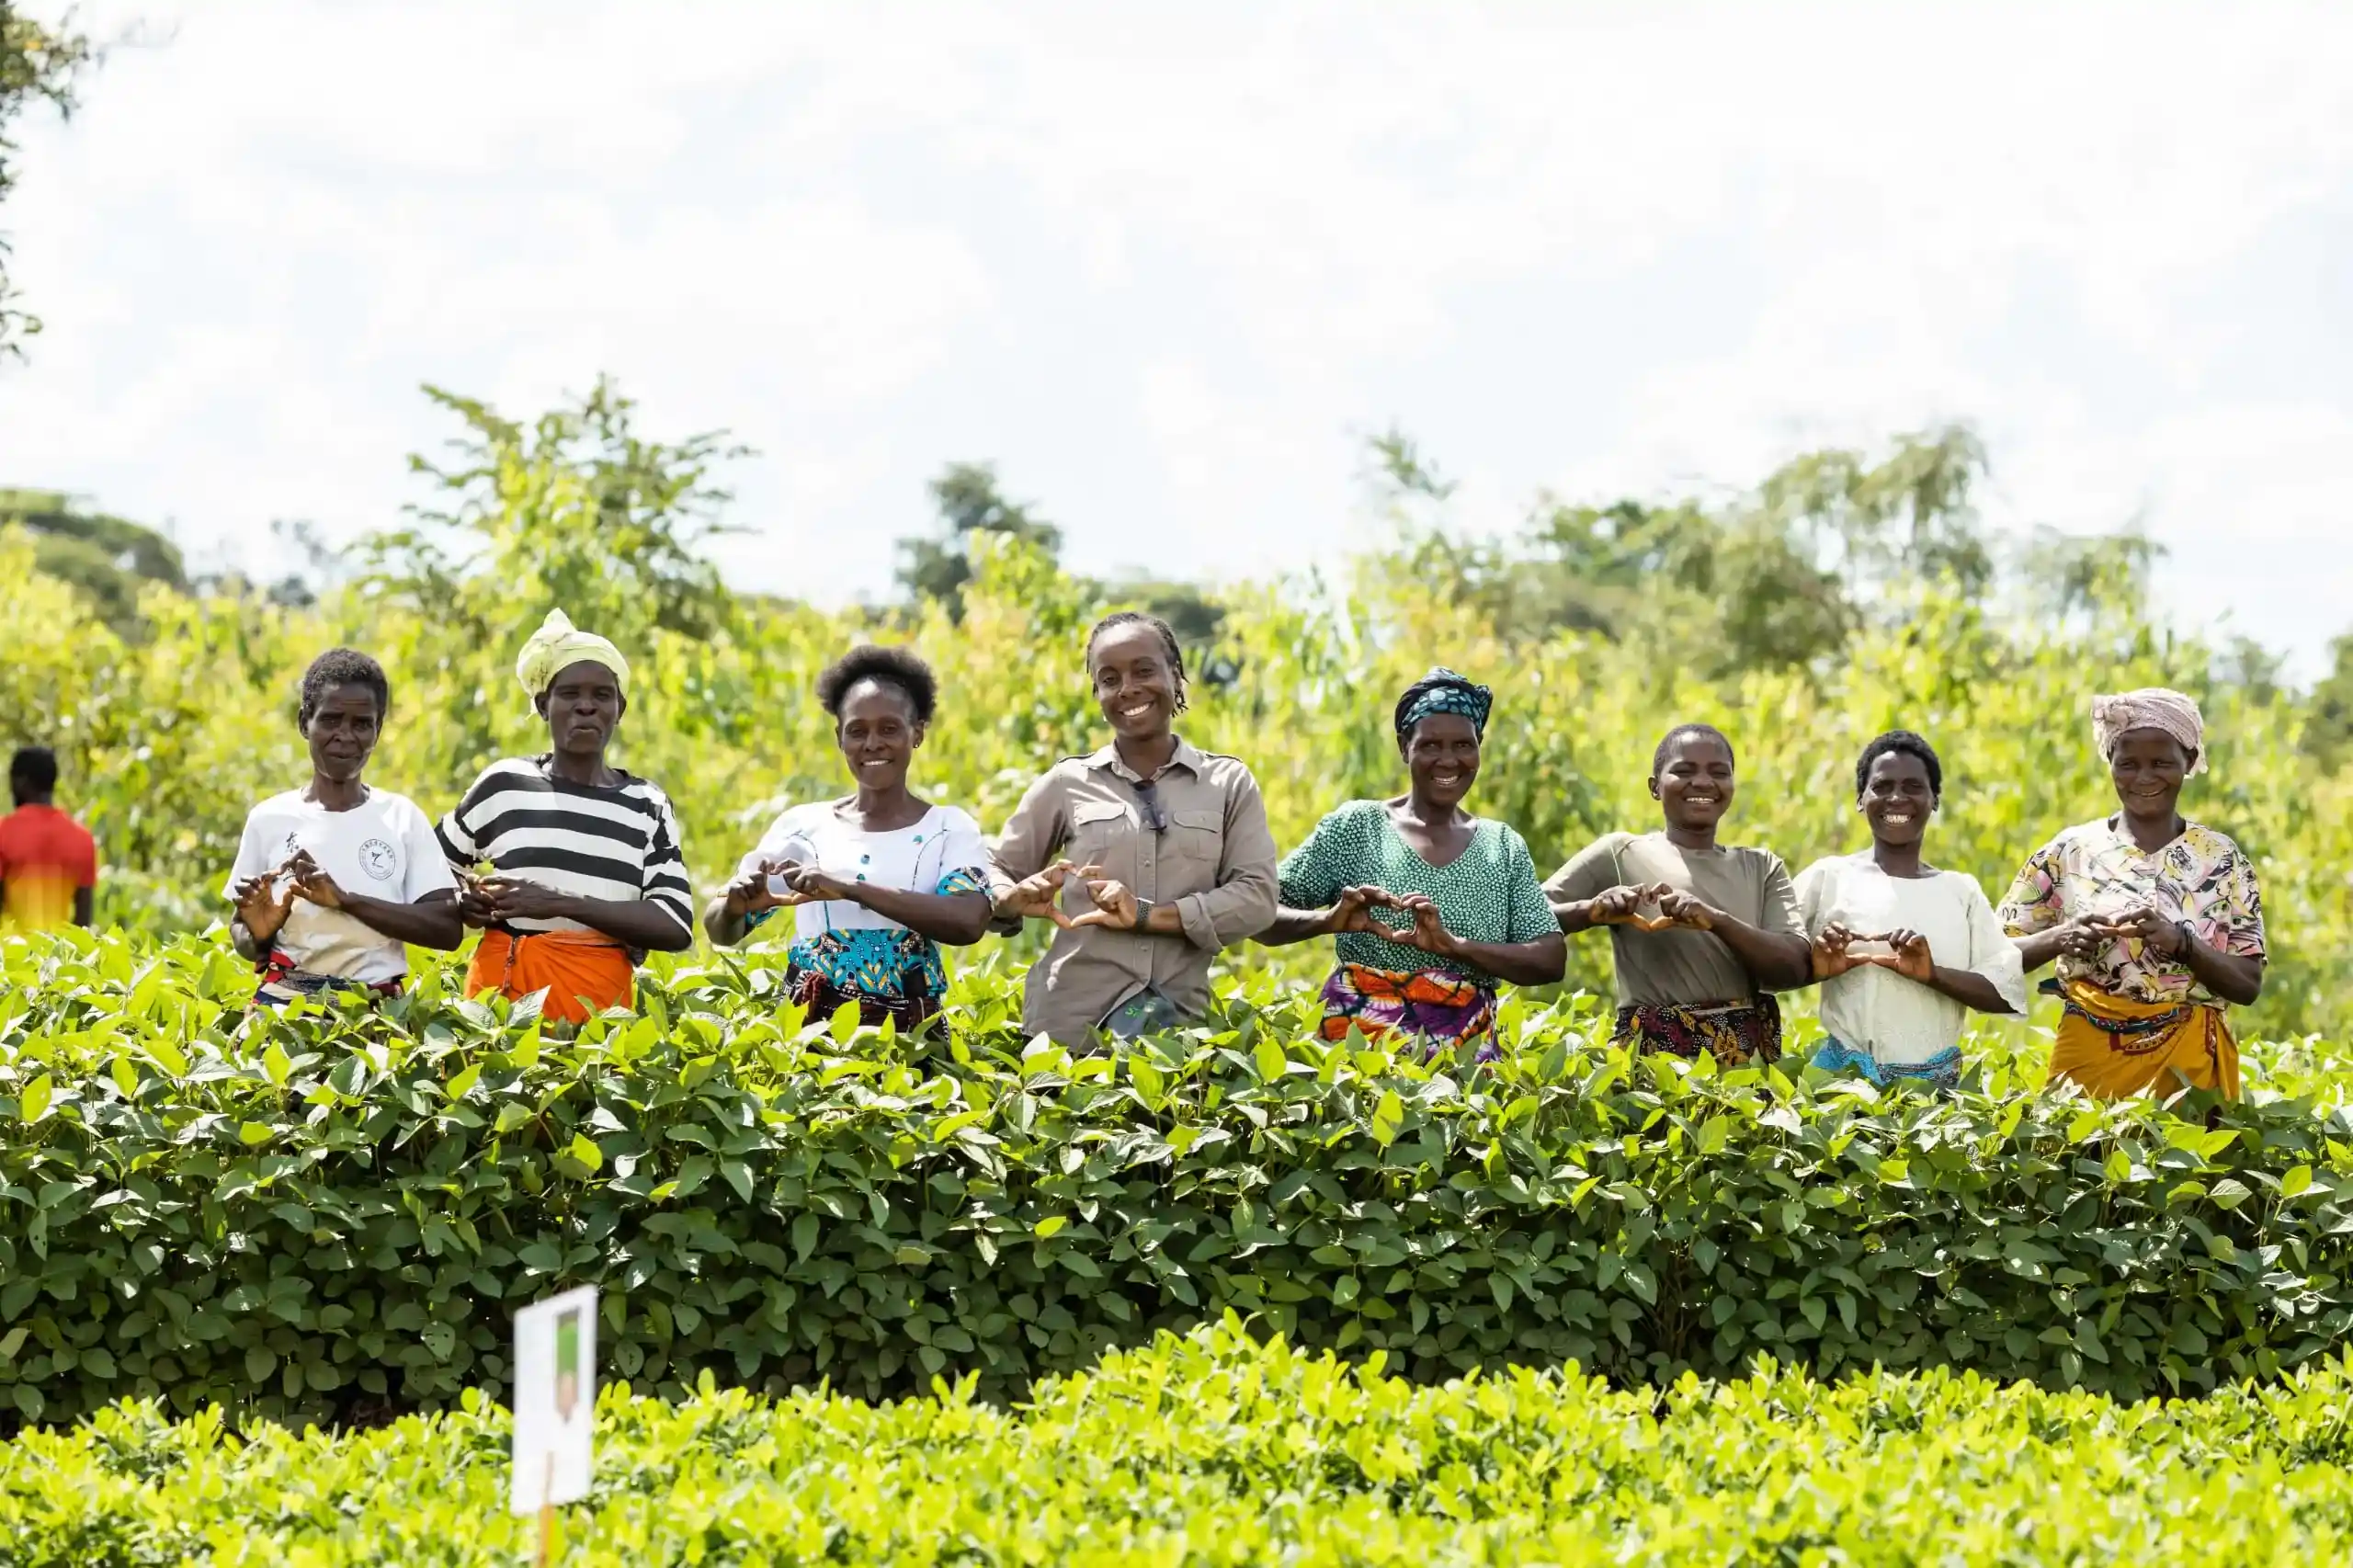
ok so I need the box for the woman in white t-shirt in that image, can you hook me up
[1793,731,2026,1088]
[702,646,992,1030]
[225,649,462,1005]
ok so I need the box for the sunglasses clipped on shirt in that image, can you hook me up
[1129,778,1170,835]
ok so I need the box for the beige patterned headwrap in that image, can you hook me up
[516,609,630,701]
[2091,687,2205,777]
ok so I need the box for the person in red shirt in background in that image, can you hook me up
[0,746,97,931]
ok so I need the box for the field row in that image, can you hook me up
[6,1319,2353,1565]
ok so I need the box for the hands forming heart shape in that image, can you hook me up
[1586,882,1718,934]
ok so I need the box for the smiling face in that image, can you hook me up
[836,676,923,792]
[2109,726,2192,824]
[539,659,624,760]
[1652,731,1736,833]
[303,683,382,784]
[1859,748,1937,848]
[1401,712,1481,810]
[1089,622,1178,742]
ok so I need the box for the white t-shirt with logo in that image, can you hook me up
[224,788,458,983]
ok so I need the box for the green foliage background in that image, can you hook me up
[2,383,2347,1040]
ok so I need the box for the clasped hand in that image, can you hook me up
[993,860,1135,930]
[1327,884,1459,955]
[230,849,349,940]
[455,869,574,928]
[721,858,855,920]
[1586,881,1719,933]
[1813,923,1936,983]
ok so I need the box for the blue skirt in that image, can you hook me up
[1809,1036,1962,1090]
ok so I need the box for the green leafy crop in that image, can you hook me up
[6,933,2353,1432]
[7,1318,2353,1564]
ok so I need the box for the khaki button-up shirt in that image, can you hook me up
[986,737,1279,1043]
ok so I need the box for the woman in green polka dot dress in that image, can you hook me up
[1258,669,1564,1056]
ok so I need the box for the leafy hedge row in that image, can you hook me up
[6,934,2353,1427]
[8,1320,2353,1565]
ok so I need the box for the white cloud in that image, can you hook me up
[1,0,2347,669]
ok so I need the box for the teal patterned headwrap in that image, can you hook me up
[1394,667,1493,740]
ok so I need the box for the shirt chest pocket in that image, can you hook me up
[1070,801,1136,871]
[1165,809,1222,870]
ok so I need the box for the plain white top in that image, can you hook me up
[1794,852,2029,1065]
[226,788,456,983]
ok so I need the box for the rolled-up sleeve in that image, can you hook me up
[1176,767,1279,950]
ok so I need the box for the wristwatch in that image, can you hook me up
[2174,918,2196,957]
[1130,899,1158,932]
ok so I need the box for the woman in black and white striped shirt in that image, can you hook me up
[439,610,692,1022]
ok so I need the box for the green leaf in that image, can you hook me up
[444,1062,482,1101]
[1696,1116,1731,1154]
[1033,1215,1067,1240]
[16,1074,51,1125]
[567,1133,604,1173]
[262,1042,292,1088]
[1370,1090,1404,1148]
[1253,1038,1288,1085]
[830,1001,861,1045]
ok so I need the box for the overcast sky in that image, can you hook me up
[4,2,2347,669]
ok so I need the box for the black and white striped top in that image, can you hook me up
[437,757,693,937]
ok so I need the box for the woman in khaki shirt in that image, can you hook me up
[987,611,1279,1044]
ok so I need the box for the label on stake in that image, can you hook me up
[510,1285,597,1514]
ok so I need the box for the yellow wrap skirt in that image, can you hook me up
[2048,978,2239,1101]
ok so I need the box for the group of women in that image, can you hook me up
[226,608,2268,1102]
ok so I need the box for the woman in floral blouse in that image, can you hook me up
[1997,687,2265,1099]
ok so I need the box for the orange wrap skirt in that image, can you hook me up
[2048,978,2239,1101]
[465,929,634,1024]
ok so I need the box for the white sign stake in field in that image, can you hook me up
[511,1285,597,1562]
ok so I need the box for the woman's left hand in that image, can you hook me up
[1871,927,1937,983]
[783,863,857,905]
[284,849,347,911]
[2097,902,2186,956]
[1070,877,1141,930]
[1655,890,1721,931]
[1394,892,1457,957]
[477,876,572,924]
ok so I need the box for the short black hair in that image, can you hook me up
[1856,730,1943,798]
[817,644,938,725]
[1086,610,1189,714]
[9,745,58,799]
[298,648,391,731]
[1652,722,1734,776]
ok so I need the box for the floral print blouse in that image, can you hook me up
[1995,817,2265,1006]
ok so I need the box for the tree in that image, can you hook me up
[2015,525,2168,626]
[0,4,95,358]
[2304,632,2353,772]
[0,485,186,632]
[895,462,1062,619]
[363,378,745,647]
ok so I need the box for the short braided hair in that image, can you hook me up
[1086,610,1189,714]
[1855,730,1942,798]
[298,648,390,731]
[1651,722,1734,777]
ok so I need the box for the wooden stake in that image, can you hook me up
[535,1449,555,1567]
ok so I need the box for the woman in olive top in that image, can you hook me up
[987,611,1279,1044]
[1260,668,1563,1056]
[1545,723,1810,1063]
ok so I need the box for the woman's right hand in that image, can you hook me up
[1812,922,1871,980]
[1326,884,1404,936]
[2050,916,2114,961]
[723,859,806,919]
[994,860,1097,929]
[1588,881,1677,932]
[233,866,296,944]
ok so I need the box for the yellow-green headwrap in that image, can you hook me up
[516,609,630,704]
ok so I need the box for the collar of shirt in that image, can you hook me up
[1084,736,1207,784]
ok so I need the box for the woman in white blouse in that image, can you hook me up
[1794,731,2025,1088]
[703,646,992,1031]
